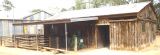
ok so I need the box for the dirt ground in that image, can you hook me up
[0,35,160,55]
[0,47,54,55]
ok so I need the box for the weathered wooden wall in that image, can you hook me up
[109,5,157,50]
[105,20,156,50]
[136,4,157,50]
[109,21,155,50]
[110,21,136,50]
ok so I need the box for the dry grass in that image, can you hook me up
[140,35,160,55]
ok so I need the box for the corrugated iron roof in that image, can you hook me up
[45,1,150,21]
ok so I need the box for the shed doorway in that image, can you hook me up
[97,25,110,48]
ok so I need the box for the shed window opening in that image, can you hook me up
[141,21,145,32]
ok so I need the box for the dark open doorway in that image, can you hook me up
[97,25,110,48]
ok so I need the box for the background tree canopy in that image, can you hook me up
[31,9,42,13]
[2,0,14,11]
[2,0,14,18]
[73,0,152,9]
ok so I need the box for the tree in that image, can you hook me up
[61,8,68,12]
[154,3,160,16]
[73,0,154,9]
[154,2,160,30]
[2,0,14,18]
[3,0,14,11]
[133,0,151,3]
[91,0,107,8]
[73,0,86,10]
[31,9,42,13]
[73,0,128,9]
[109,0,128,5]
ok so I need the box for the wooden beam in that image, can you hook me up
[64,23,68,52]
[13,19,70,26]
[137,19,156,23]
[109,19,137,22]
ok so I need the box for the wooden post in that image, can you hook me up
[13,16,15,48]
[65,23,68,52]
[56,37,59,49]
[0,37,2,46]
[74,36,77,51]
[36,25,39,51]
[94,25,98,48]
[13,25,16,48]
[49,35,51,47]
[49,25,52,47]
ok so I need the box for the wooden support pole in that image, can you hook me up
[0,37,1,46]
[13,25,16,48]
[56,37,59,49]
[13,17,16,48]
[36,25,39,51]
[94,25,98,48]
[49,25,52,47]
[74,36,77,51]
[65,23,68,52]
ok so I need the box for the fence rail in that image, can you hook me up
[0,34,48,50]
[0,36,14,47]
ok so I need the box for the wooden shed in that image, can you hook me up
[13,1,157,51]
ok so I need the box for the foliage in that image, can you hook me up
[2,0,14,11]
[73,0,154,9]
[73,0,129,9]
[31,9,42,13]
[104,0,128,6]
[154,3,160,30]
[133,0,151,3]
[61,8,67,12]
[2,0,14,18]
[154,3,160,16]
[73,0,86,10]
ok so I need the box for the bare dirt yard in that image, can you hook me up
[0,47,54,55]
[0,35,160,55]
